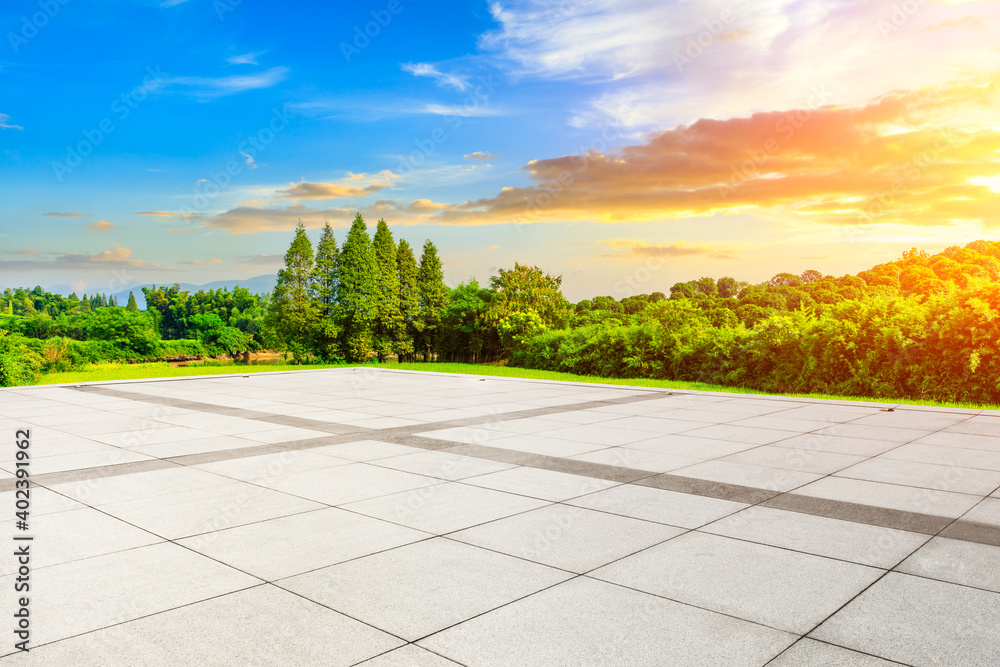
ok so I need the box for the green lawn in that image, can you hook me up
[32,359,999,411]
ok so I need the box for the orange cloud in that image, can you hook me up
[277,171,400,200]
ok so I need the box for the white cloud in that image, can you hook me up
[401,62,470,91]
[0,113,22,130]
[482,0,1000,130]
[162,67,289,98]
[227,51,265,66]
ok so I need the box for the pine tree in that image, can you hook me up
[265,222,318,360]
[396,239,419,363]
[310,222,342,361]
[312,223,340,316]
[78,293,92,313]
[417,240,449,361]
[372,219,402,362]
[337,213,379,362]
[126,292,139,312]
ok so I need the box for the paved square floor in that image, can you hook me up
[1,368,999,665]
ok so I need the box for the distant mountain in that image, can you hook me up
[30,275,277,310]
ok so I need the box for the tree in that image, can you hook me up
[768,272,804,288]
[800,269,823,284]
[717,277,741,299]
[485,263,571,351]
[372,219,402,362]
[310,223,342,361]
[265,222,318,360]
[311,223,340,316]
[126,292,139,312]
[417,240,449,360]
[396,239,419,362]
[338,213,380,362]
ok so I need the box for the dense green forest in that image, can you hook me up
[2,220,999,403]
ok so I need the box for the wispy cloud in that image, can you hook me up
[44,211,90,217]
[161,66,289,98]
[160,0,191,7]
[599,239,734,260]
[227,51,265,65]
[0,247,166,272]
[401,62,470,91]
[0,113,22,130]
[86,220,116,234]
[464,151,499,161]
[419,103,503,117]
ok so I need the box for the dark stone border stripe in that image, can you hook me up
[760,492,953,535]
[635,473,780,505]
[938,520,1000,547]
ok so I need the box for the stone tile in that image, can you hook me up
[178,507,429,580]
[47,466,234,506]
[192,449,351,482]
[4,585,403,666]
[680,423,798,445]
[356,645,463,666]
[99,481,324,539]
[768,639,905,666]
[450,503,683,573]
[702,506,928,568]
[343,482,548,534]
[570,446,700,472]
[279,537,571,641]
[959,496,1000,526]
[567,482,745,528]
[544,423,662,447]
[811,572,1000,666]
[592,531,883,634]
[418,577,794,667]
[774,433,900,457]
[835,457,1000,495]
[0,542,259,646]
[720,445,865,475]
[462,466,619,501]
[885,443,1000,471]
[484,434,607,457]
[728,415,834,433]
[944,414,1000,437]
[792,476,982,518]
[257,462,441,506]
[897,537,1000,593]
[602,415,705,434]
[669,459,822,492]
[0,486,84,516]
[0,448,155,476]
[0,507,161,575]
[849,411,970,431]
[310,439,425,461]
[623,434,757,459]
[914,430,1000,452]
[372,450,517,480]
[815,423,931,443]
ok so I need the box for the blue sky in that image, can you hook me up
[2,0,999,300]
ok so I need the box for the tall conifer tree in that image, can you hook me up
[396,239,419,362]
[417,240,449,361]
[372,219,401,362]
[337,213,379,361]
